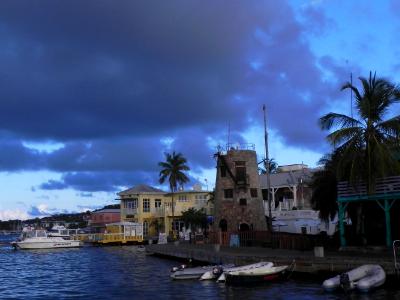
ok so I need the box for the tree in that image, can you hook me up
[310,153,340,222]
[158,151,190,233]
[259,158,278,174]
[319,72,400,193]
[181,208,207,231]
[319,72,400,245]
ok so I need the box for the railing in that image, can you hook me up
[216,143,255,154]
[207,231,317,251]
[123,208,138,215]
[74,233,143,243]
[338,176,400,198]
[150,207,164,217]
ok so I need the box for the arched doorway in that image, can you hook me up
[239,222,250,231]
[219,219,227,232]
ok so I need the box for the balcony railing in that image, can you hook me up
[150,207,164,217]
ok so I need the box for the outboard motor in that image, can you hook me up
[340,273,353,292]
[171,264,186,273]
[212,266,223,277]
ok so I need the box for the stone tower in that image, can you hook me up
[213,145,267,232]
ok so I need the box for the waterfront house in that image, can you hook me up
[89,208,120,233]
[259,164,314,212]
[164,186,212,235]
[118,184,165,237]
[118,184,212,238]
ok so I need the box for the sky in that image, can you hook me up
[1,0,400,220]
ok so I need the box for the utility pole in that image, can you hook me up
[263,105,273,233]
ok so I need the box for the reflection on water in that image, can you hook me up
[0,234,399,299]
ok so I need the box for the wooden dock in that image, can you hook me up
[146,243,398,275]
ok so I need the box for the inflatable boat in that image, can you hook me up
[200,261,274,281]
[323,264,386,293]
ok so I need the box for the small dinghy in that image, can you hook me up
[200,261,273,282]
[225,261,295,285]
[323,264,386,293]
[171,264,234,280]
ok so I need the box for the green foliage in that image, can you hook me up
[259,158,278,174]
[310,152,340,221]
[180,208,207,230]
[158,151,190,192]
[319,72,400,192]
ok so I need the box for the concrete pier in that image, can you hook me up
[146,243,397,275]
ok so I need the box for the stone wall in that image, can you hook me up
[213,149,267,232]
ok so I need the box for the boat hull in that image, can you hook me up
[171,266,215,280]
[212,262,274,282]
[14,240,82,249]
[225,265,292,285]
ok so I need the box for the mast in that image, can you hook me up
[263,105,273,232]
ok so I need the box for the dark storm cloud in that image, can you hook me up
[39,170,159,192]
[0,1,345,192]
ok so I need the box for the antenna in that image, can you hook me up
[227,121,231,148]
[346,60,353,119]
[350,72,353,118]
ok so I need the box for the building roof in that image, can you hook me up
[92,209,120,214]
[164,190,211,196]
[118,184,165,196]
[260,168,314,189]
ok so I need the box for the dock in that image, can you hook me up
[146,243,398,275]
[75,233,144,245]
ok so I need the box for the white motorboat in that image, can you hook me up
[170,264,234,280]
[11,229,82,250]
[323,264,386,292]
[200,261,273,281]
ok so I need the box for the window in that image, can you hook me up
[224,189,233,198]
[125,198,138,210]
[235,161,246,182]
[220,166,227,177]
[143,199,150,212]
[239,198,247,206]
[155,199,162,208]
[250,188,258,198]
[178,195,187,202]
[172,220,185,232]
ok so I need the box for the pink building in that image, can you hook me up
[89,208,120,233]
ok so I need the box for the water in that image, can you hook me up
[0,234,399,299]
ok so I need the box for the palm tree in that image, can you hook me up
[158,151,190,234]
[259,158,278,174]
[320,72,400,193]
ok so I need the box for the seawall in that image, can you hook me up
[146,243,397,275]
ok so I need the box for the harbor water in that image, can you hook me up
[0,234,399,299]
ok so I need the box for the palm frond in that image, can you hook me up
[326,126,363,147]
[319,113,361,130]
[376,115,400,138]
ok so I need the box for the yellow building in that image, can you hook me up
[118,184,212,238]
[164,190,212,236]
[118,184,165,237]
